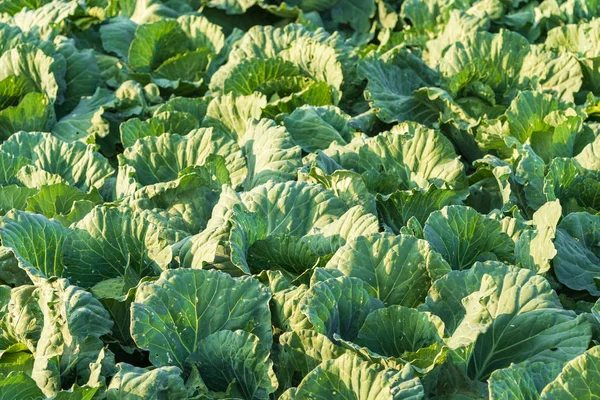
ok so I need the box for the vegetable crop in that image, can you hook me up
[1,0,600,399]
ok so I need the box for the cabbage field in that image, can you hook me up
[1,0,600,398]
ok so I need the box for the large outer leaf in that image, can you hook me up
[501,91,582,163]
[0,44,62,103]
[205,0,256,14]
[377,185,468,230]
[106,363,187,400]
[322,122,466,194]
[277,330,348,388]
[242,181,348,237]
[218,57,301,96]
[299,166,377,214]
[283,105,352,152]
[545,19,600,92]
[128,20,189,72]
[279,37,343,104]
[0,131,113,191]
[489,361,562,400]
[0,284,41,355]
[553,212,600,295]
[179,182,378,276]
[330,0,375,33]
[520,46,583,103]
[0,210,67,281]
[293,353,424,399]
[52,88,116,142]
[440,30,582,103]
[0,92,54,141]
[32,279,114,397]
[24,182,101,223]
[298,276,383,341]
[0,151,27,185]
[8,1,80,39]
[241,118,302,189]
[100,17,138,61]
[204,92,266,140]
[302,205,380,256]
[515,200,561,274]
[354,305,444,357]
[0,185,34,215]
[119,129,246,187]
[424,205,515,270]
[224,24,320,62]
[540,346,600,399]
[423,263,590,381]
[119,111,199,148]
[360,47,448,125]
[422,262,563,336]
[325,233,450,307]
[130,269,272,369]
[0,23,29,54]
[177,14,225,54]
[55,38,102,115]
[176,186,265,275]
[122,167,225,234]
[62,206,181,288]
[466,310,590,380]
[0,372,44,400]
[152,48,210,87]
[190,330,277,399]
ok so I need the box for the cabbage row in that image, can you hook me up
[1,0,600,399]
